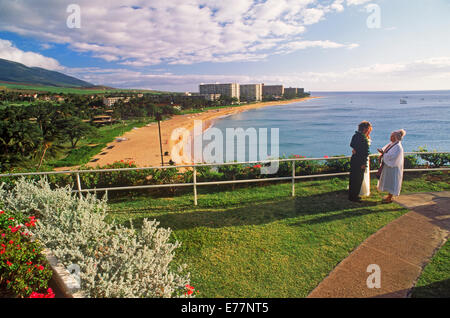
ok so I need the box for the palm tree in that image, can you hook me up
[30,103,65,169]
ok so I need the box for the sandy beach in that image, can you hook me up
[83,97,319,168]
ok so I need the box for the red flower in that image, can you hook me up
[185,284,198,296]
[9,225,20,233]
[25,216,37,227]
[38,265,44,271]
[324,155,329,159]
[9,240,14,244]
[6,260,13,267]
[29,289,55,298]
[253,164,262,169]
[0,210,4,214]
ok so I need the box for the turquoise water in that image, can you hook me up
[208,91,450,160]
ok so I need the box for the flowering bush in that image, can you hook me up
[0,210,53,298]
[0,178,191,298]
[146,167,181,195]
[2,147,444,203]
[295,158,322,175]
[218,164,246,181]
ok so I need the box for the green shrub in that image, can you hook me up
[0,178,191,298]
[92,161,147,188]
[297,159,322,175]
[415,147,450,167]
[404,155,420,169]
[325,156,351,173]
[218,163,246,180]
[274,159,292,177]
[195,166,223,182]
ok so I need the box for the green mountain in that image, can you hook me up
[0,58,93,87]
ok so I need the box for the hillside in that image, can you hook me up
[0,58,93,88]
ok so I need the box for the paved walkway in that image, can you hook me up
[308,192,450,298]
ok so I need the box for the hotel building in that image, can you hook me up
[284,87,298,97]
[262,84,284,97]
[199,83,240,101]
[240,84,263,102]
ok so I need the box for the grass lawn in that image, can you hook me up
[411,240,450,298]
[47,118,154,168]
[107,171,449,298]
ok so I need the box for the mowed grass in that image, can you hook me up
[411,240,450,298]
[107,171,449,298]
[49,119,154,168]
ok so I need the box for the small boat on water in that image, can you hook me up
[400,99,407,104]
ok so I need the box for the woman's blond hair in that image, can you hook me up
[393,129,406,141]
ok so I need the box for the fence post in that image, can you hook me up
[76,173,82,199]
[193,166,198,206]
[292,161,295,197]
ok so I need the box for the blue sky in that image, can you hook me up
[0,0,449,92]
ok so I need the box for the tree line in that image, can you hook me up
[0,90,310,171]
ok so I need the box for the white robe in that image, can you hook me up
[377,142,404,196]
[360,159,370,196]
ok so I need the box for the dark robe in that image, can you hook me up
[349,131,370,201]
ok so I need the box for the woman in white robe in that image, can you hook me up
[377,129,406,203]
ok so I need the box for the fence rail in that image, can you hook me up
[0,152,448,205]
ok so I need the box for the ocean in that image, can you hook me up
[206,91,450,160]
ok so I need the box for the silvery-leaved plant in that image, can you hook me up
[0,178,191,298]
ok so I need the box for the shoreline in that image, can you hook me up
[82,96,320,168]
[170,96,321,165]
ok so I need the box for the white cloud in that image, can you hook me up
[331,0,345,12]
[302,8,325,25]
[0,0,359,66]
[0,39,62,70]
[40,43,53,50]
[278,40,359,54]
[65,57,450,91]
[346,0,373,5]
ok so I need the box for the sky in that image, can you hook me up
[0,0,449,92]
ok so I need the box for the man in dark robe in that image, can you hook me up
[349,121,372,202]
